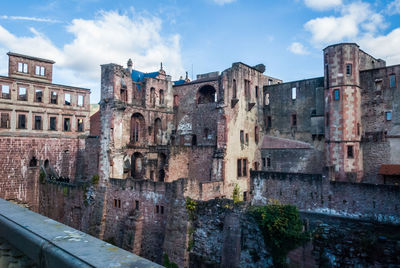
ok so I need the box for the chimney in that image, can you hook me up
[127,58,133,73]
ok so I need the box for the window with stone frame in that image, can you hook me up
[18,87,27,101]
[291,87,297,100]
[347,145,354,159]
[77,118,84,132]
[262,157,266,168]
[50,91,58,104]
[18,114,26,129]
[333,89,340,101]
[346,64,352,76]
[63,118,71,131]
[240,130,244,144]
[0,113,10,128]
[266,116,272,129]
[255,126,259,143]
[237,158,248,177]
[77,95,84,107]
[18,62,28,73]
[389,74,396,88]
[64,93,71,105]
[34,115,42,130]
[255,86,259,99]
[1,85,10,99]
[291,114,297,127]
[159,89,164,105]
[244,79,250,99]
[386,111,392,121]
[267,157,271,167]
[35,66,45,76]
[233,79,237,99]
[49,116,57,131]
[35,89,43,102]
[264,93,270,106]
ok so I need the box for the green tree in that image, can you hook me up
[250,202,308,267]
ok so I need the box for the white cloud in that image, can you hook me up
[212,0,236,5]
[0,10,184,103]
[0,15,61,23]
[304,0,342,11]
[288,42,309,55]
[387,0,400,15]
[359,29,400,65]
[305,2,386,45]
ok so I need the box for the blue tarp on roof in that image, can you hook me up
[173,80,186,86]
[131,69,159,83]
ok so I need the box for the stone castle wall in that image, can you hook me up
[251,171,400,224]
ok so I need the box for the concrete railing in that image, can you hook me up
[0,198,162,268]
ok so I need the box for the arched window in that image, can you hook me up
[159,90,164,105]
[173,95,179,107]
[264,93,270,105]
[130,113,145,143]
[198,85,216,104]
[29,156,37,167]
[154,118,162,144]
[131,152,144,179]
[150,87,155,107]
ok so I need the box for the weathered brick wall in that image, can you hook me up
[0,137,87,210]
[251,171,400,224]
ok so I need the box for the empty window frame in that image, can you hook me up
[266,116,272,129]
[267,157,271,167]
[49,116,57,130]
[159,90,164,105]
[135,200,140,210]
[333,89,340,101]
[1,85,10,99]
[268,79,273,85]
[35,89,43,102]
[173,95,179,107]
[34,115,42,130]
[346,64,352,76]
[237,159,242,177]
[291,114,297,127]
[347,145,354,159]
[390,74,396,88]
[233,79,237,99]
[64,93,71,105]
[291,87,297,100]
[18,62,28,73]
[264,93,270,105]
[18,114,26,129]
[244,80,250,98]
[35,66,45,76]
[18,87,27,101]
[50,91,58,104]
[245,133,249,144]
[255,86,259,98]
[77,95,84,107]
[0,113,10,128]
[386,111,392,121]
[237,158,248,177]
[77,118,84,132]
[240,130,244,144]
[64,118,71,131]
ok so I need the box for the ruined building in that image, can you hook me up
[0,43,399,266]
[0,52,92,210]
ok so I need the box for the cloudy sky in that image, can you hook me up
[0,0,399,103]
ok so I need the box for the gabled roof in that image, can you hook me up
[379,164,400,176]
[131,69,159,82]
[261,135,312,149]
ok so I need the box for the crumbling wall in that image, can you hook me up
[251,171,400,224]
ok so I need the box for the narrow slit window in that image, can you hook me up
[347,145,354,159]
[292,114,297,127]
[291,87,296,100]
[333,89,340,101]
[237,159,242,177]
[390,74,396,88]
[346,64,352,76]
[386,111,392,121]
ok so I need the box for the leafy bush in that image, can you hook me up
[163,253,178,268]
[91,174,99,185]
[232,184,241,203]
[250,202,308,267]
[185,197,197,220]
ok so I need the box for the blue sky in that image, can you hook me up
[0,0,399,103]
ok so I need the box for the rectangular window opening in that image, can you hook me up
[64,118,71,131]
[267,157,271,167]
[1,85,10,99]
[77,118,84,132]
[34,115,42,130]
[65,93,71,105]
[291,87,296,100]
[50,117,57,130]
[389,74,396,88]
[333,89,340,101]
[35,89,43,102]
[0,113,10,128]
[51,91,58,104]
[18,87,27,101]
[292,114,297,127]
[237,159,242,177]
[78,95,84,107]
[347,145,354,159]
[240,130,244,144]
[346,64,352,76]
[386,111,392,121]
[18,114,26,129]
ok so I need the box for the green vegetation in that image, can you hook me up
[185,197,197,220]
[250,202,308,267]
[63,186,68,196]
[163,253,178,268]
[232,184,241,204]
[91,174,99,185]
